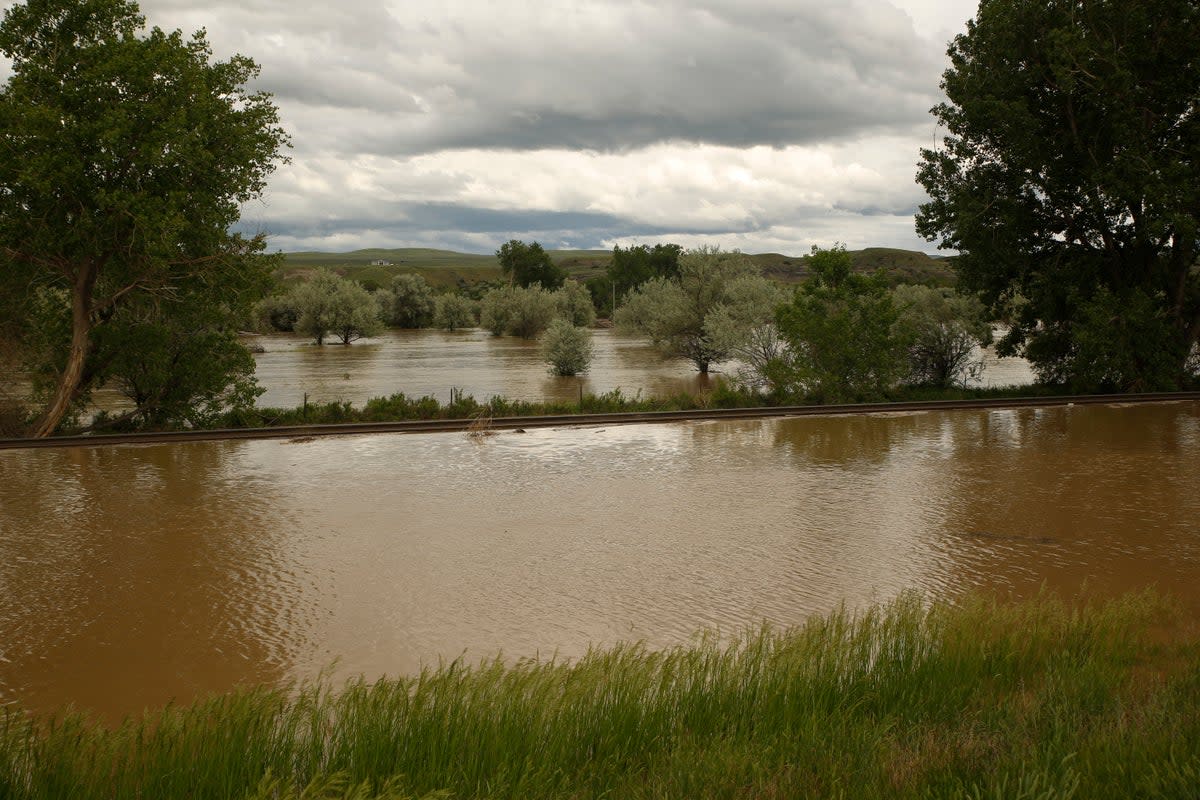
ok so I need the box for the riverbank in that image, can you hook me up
[2,591,1197,799]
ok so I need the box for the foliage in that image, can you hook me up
[496,239,566,289]
[0,0,289,436]
[774,245,908,402]
[702,276,790,392]
[553,280,596,327]
[256,294,300,332]
[478,285,558,339]
[290,270,384,345]
[615,246,777,373]
[892,284,993,389]
[540,319,594,376]
[3,592,1197,799]
[432,294,477,331]
[609,243,682,299]
[388,274,436,328]
[916,0,1200,391]
[94,317,261,431]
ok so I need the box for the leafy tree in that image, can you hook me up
[916,0,1200,391]
[774,245,908,402]
[541,319,594,376]
[554,280,597,327]
[433,294,477,331]
[892,285,993,388]
[609,243,682,299]
[94,299,262,429]
[0,0,289,436]
[290,270,383,345]
[615,246,777,373]
[388,273,436,328]
[496,240,566,289]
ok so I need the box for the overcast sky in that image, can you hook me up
[2,0,979,255]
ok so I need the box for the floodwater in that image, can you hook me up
[83,327,1036,412]
[4,401,1194,721]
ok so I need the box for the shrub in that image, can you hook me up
[541,319,594,376]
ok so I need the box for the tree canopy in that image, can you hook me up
[615,246,778,373]
[0,0,290,435]
[774,246,907,402]
[496,240,566,289]
[916,0,1200,391]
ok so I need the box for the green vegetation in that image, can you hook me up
[0,0,289,437]
[431,294,477,331]
[289,270,384,345]
[916,0,1200,391]
[615,247,783,373]
[893,284,993,389]
[2,591,1196,799]
[540,320,594,377]
[496,239,567,289]
[385,274,437,329]
[769,245,905,402]
[277,247,954,299]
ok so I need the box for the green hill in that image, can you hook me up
[279,246,954,290]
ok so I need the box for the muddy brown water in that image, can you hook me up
[3,401,1195,722]
[79,327,1036,413]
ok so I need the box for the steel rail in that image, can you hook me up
[1,391,1197,451]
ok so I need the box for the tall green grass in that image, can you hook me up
[2,591,1197,799]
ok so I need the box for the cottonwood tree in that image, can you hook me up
[916,0,1200,390]
[496,240,566,289]
[774,245,908,402]
[0,0,289,436]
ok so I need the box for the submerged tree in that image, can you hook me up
[892,284,993,389]
[0,0,289,436]
[774,245,908,402]
[615,247,777,373]
[916,0,1200,390]
[541,319,594,376]
[290,270,384,345]
[388,273,436,328]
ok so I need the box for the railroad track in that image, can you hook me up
[1,391,1197,451]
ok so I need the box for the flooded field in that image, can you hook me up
[1,400,1196,721]
[81,327,1036,413]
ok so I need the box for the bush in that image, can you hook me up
[433,294,477,330]
[554,280,596,327]
[479,285,558,338]
[541,319,594,376]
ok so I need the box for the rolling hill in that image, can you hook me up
[278,246,955,290]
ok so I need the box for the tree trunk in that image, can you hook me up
[29,268,96,438]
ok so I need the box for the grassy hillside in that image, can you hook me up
[753,247,956,286]
[278,246,954,290]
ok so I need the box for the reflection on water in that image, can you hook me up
[1,401,1194,721]
[81,327,1035,414]
[248,328,723,409]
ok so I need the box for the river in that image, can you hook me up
[1,400,1196,721]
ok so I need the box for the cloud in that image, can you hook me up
[136,0,947,156]
[2,0,979,254]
